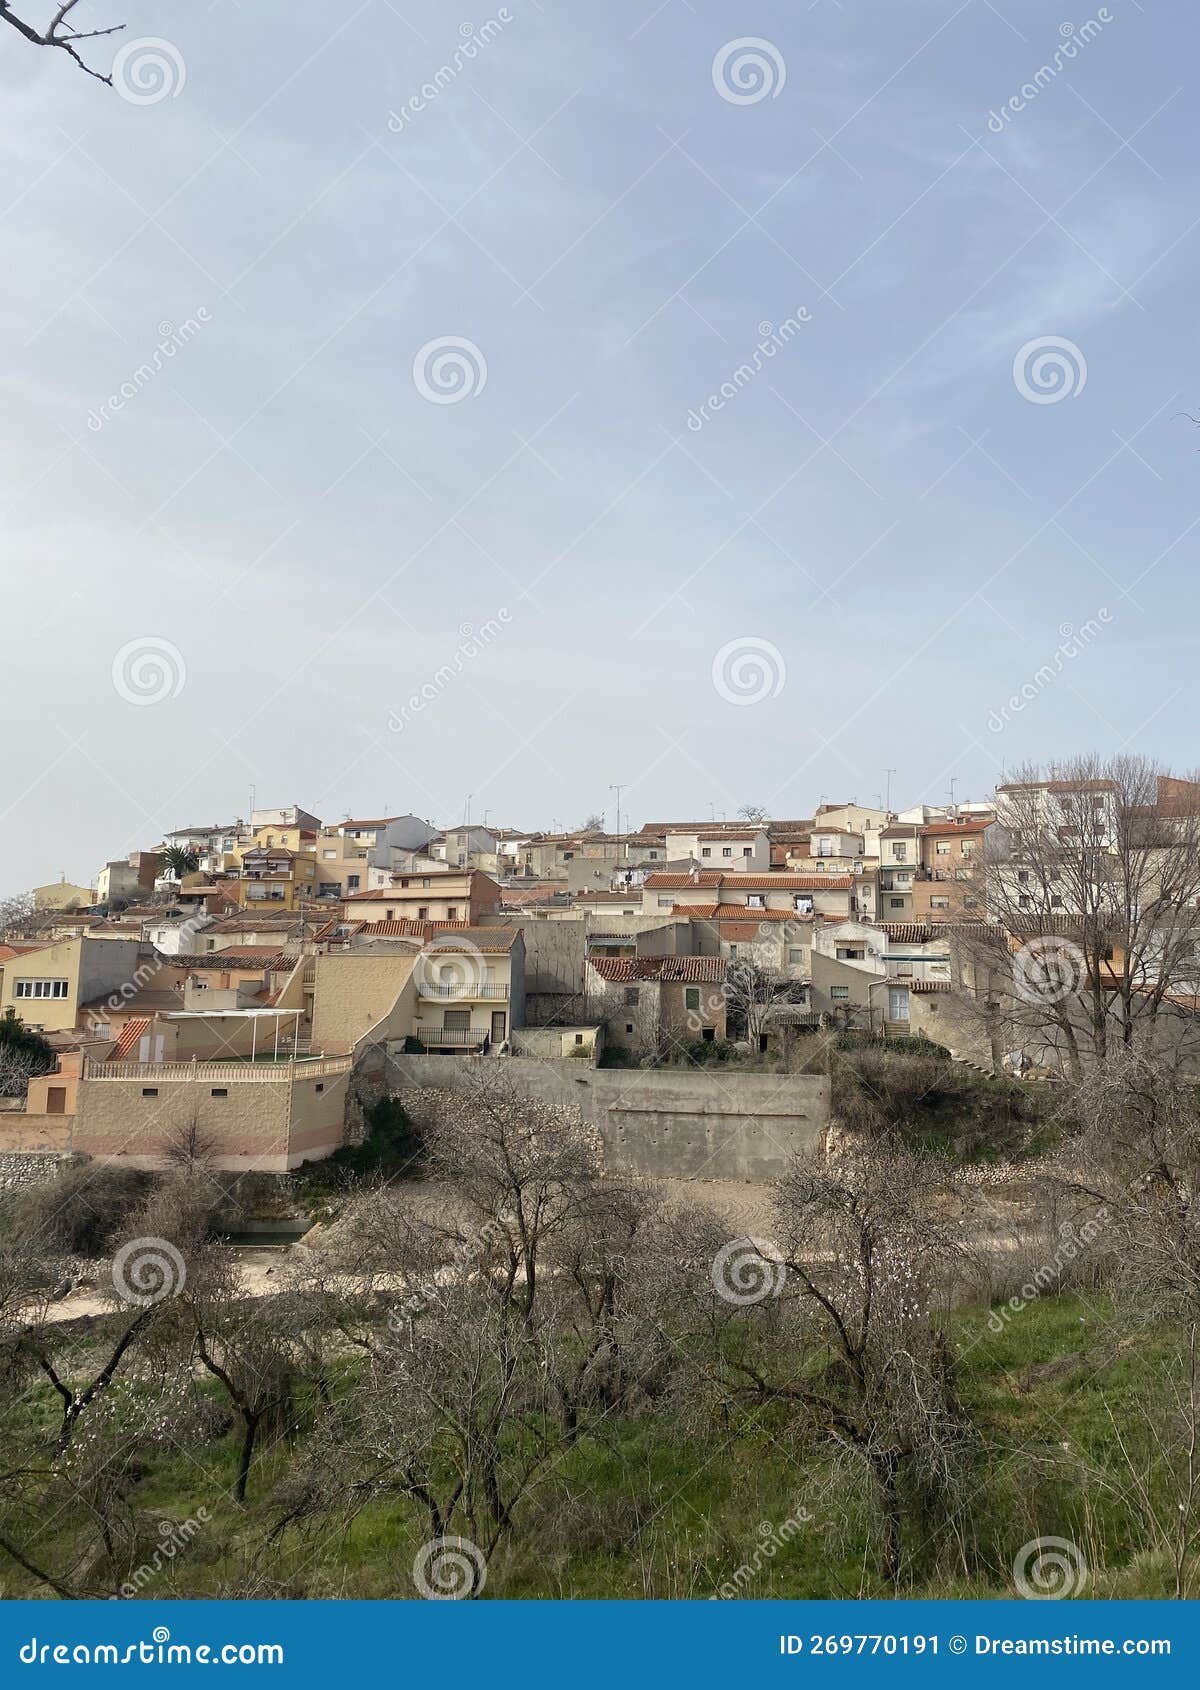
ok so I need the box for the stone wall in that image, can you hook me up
[383,1052,828,1181]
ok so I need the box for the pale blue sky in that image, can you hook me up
[1,0,1197,892]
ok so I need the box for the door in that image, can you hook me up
[46,1087,66,1115]
[491,1010,507,1043]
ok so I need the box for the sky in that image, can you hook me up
[1,0,1198,894]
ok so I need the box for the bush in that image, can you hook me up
[12,1162,153,1257]
[832,1048,1047,1162]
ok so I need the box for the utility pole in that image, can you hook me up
[610,784,627,860]
[884,769,896,813]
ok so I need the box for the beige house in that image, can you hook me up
[343,869,501,925]
[0,935,144,1033]
[31,879,94,912]
[586,955,727,1058]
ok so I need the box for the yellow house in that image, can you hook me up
[0,935,144,1033]
[229,825,318,866]
[232,846,318,911]
[31,879,93,911]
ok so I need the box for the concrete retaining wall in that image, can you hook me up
[383,1052,828,1181]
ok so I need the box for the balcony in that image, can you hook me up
[417,982,509,999]
[416,1026,490,1047]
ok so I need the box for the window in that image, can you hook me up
[893,843,907,860]
[685,987,700,1010]
[742,847,752,857]
[931,896,949,910]
[211,1087,228,1098]
[889,898,905,909]
[625,1023,634,1034]
[401,878,410,888]
[574,1033,584,1045]
[701,847,712,858]
[1018,895,1032,910]
[722,847,732,858]
[347,875,360,891]
[322,849,336,859]
[447,907,458,921]
[747,894,764,908]
[385,909,395,921]
[830,985,850,1000]
[936,841,950,855]
[418,907,429,920]
[141,1087,158,1097]
[14,979,69,999]
[1017,870,1029,884]
[964,896,979,910]
[701,1027,715,1042]
[787,948,802,964]
[897,963,913,978]
[315,1083,324,1094]
[563,851,574,861]
[728,944,738,957]
[657,897,672,908]
[623,988,640,1006]
[961,840,976,856]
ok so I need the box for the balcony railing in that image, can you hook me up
[417,983,509,999]
[85,1055,350,1082]
[415,1027,490,1046]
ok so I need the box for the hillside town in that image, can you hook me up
[4,761,1197,1177]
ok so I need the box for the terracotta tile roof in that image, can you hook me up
[588,956,726,983]
[422,927,521,955]
[182,947,290,969]
[642,872,725,890]
[644,872,851,893]
[0,942,48,961]
[109,1017,150,1060]
[355,919,474,938]
[920,819,992,838]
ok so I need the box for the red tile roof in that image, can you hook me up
[920,819,992,838]
[109,1017,150,1061]
[645,872,852,893]
[588,956,726,983]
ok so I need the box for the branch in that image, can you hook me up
[0,3,125,85]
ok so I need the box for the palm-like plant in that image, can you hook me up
[160,845,200,879]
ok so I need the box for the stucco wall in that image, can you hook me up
[311,952,416,1052]
[384,1053,827,1181]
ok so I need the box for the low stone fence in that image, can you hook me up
[383,1052,828,1181]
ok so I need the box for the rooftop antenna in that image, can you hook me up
[948,776,958,816]
[884,770,896,811]
[464,792,473,827]
[610,784,627,855]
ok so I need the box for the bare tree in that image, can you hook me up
[709,1140,976,1584]
[954,756,1200,1078]
[737,804,769,824]
[722,958,802,1044]
[0,2,124,82]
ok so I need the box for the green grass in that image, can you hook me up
[0,1295,1189,1600]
